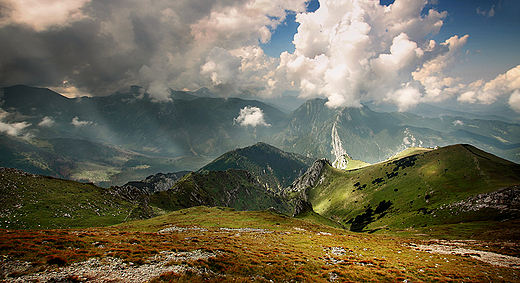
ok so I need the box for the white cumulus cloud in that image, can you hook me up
[453,120,464,126]
[234,106,270,127]
[509,90,520,113]
[38,116,55,127]
[277,0,452,110]
[2,0,519,114]
[0,121,31,136]
[0,110,31,136]
[457,64,520,107]
[0,0,91,31]
[71,116,94,127]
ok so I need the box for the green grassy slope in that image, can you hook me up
[306,144,520,232]
[0,167,154,229]
[149,169,293,214]
[332,153,371,170]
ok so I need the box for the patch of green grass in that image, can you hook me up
[385,147,433,162]
[294,210,345,230]
[307,144,520,233]
[343,158,371,170]
[0,168,152,229]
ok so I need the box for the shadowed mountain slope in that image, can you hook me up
[149,169,293,214]
[197,142,314,192]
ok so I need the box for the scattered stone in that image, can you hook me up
[158,226,208,233]
[2,250,221,282]
[410,242,520,268]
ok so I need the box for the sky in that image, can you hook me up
[0,0,519,114]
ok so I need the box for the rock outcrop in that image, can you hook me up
[332,153,351,170]
[124,171,191,195]
[292,199,314,217]
[283,158,331,199]
[437,186,520,215]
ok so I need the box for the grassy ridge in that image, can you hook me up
[197,142,314,192]
[149,169,293,214]
[0,167,153,229]
[308,144,520,232]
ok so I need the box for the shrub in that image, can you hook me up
[46,255,67,266]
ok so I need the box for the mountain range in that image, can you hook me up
[2,141,519,234]
[1,84,519,187]
[2,131,520,280]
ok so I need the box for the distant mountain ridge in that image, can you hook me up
[149,169,292,214]
[275,98,520,164]
[3,142,519,236]
[122,171,191,195]
[1,85,519,186]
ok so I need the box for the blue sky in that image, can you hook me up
[434,0,520,82]
[0,0,519,114]
[261,0,320,57]
[262,0,520,83]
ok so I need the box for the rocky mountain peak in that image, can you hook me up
[292,199,314,217]
[332,153,352,170]
[283,158,331,199]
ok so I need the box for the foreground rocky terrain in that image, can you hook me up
[1,207,520,282]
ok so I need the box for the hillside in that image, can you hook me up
[1,85,519,187]
[0,164,293,230]
[149,169,292,214]
[0,167,154,229]
[197,142,314,192]
[3,144,520,281]
[295,144,520,232]
[2,206,519,282]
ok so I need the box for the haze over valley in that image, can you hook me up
[1,0,519,281]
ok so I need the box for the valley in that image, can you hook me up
[1,85,520,282]
[1,85,519,187]
[1,141,520,281]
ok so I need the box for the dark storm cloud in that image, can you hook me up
[0,17,141,96]
[0,0,308,99]
[3,0,516,112]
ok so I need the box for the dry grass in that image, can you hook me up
[1,207,519,282]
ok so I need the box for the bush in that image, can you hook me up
[46,255,67,266]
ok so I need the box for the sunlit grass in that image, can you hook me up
[308,144,520,231]
[2,207,519,282]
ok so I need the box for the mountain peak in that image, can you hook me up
[2,84,70,99]
[198,142,314,191]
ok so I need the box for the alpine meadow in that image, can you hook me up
[1,0,520,282]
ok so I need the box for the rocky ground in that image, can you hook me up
[409,239,520,268]
[2,249,220,282]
